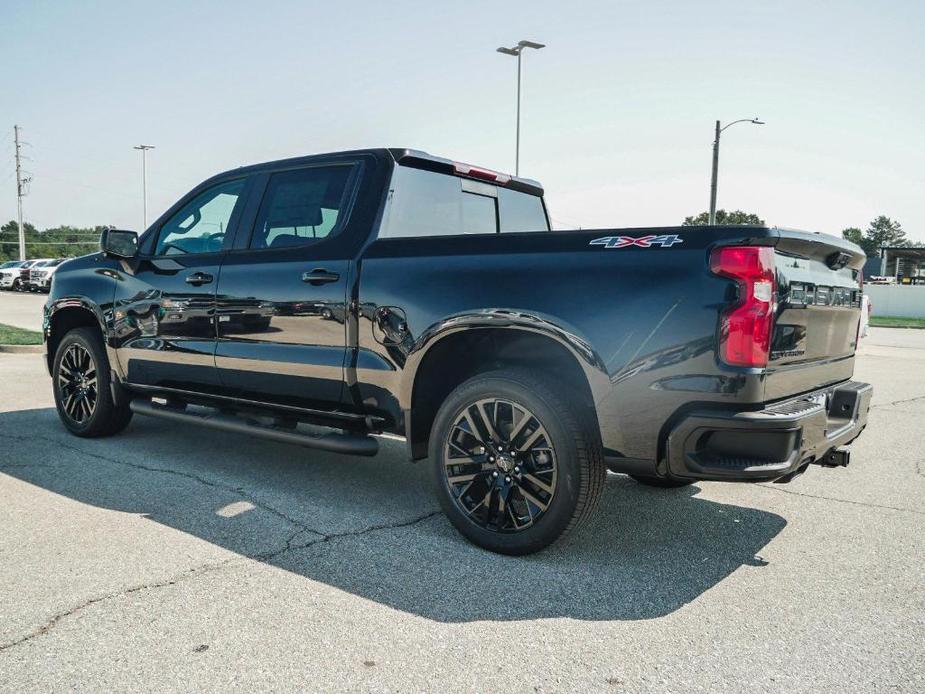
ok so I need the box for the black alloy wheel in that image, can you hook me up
[57,343,98,424]
[430,369,606,555]
[443,398,558,532]
[52,327,133,437]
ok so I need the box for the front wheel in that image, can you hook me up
[430,369,606,555]
[53,327,133,437]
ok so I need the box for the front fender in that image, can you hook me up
[44,255,120,376]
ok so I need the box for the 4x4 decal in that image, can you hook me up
[589,234,683,249]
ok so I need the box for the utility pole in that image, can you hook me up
[708,117,764,225]
[133,144,155,229]
[14,125,29,261]
[708,120,721,226]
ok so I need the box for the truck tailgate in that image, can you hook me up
[763,229,865,400]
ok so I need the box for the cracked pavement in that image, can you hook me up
[0,308,923,692]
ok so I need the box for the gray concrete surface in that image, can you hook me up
[0,290,45,332]
[0,327,922,692]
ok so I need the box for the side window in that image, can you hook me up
[499,187,549,233]
[154,179,246,255]
[249,166,354,249]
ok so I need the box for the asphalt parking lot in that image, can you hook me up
[1,292,923,692]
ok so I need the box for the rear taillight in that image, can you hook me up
[710,246,776,368]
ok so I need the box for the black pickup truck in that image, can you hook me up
[43,148,872,554]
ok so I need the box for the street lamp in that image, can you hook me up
[709,118,764,225]
[496,39,545,176]
[133,144,155,230]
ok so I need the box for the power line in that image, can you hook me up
[0,240,99,246]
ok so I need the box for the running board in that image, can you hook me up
[129,399,379,457]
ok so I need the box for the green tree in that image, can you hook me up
[0,220,103,262]
[841,227,869,253]
[682,210,765,226]
[841,217,910,257]
[865,215,907,250]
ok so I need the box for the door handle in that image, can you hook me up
[301,269,340,285]
[185,272,214,286]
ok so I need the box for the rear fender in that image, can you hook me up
[399,309,611,411]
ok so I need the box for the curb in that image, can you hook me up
[0,344,44,354]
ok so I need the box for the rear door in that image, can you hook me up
[213,162,360,410]
[113,177,251,393]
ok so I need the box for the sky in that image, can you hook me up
[1,0,923,240]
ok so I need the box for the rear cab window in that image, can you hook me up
[379,164,549,238]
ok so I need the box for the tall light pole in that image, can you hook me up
[496,39,545,176]
[134,144,155,230]
[709,118,764,225]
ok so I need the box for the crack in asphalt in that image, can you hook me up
[0,429,442,653]
[0,559,236,654]
[260,509,443,561]
[871,393,925,410]
[754,483,925,515]
[0,507,441,654]
[0,432,308,531]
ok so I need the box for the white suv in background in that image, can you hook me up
[28,258,66,292]
[0,259,41,291]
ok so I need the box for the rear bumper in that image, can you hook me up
[665,380,872,482]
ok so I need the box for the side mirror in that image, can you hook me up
[100,228,139,259]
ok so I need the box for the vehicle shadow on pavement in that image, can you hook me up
[0,408,787,622]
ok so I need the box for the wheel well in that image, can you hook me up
[408,329,597,459]
[46,307,101,371]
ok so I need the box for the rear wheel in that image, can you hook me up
[53,327,133,437]
[430,369,606,555]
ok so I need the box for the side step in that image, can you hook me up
[129,399,379,457]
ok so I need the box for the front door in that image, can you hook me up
[214,163,358,410]
[113,177,250,393]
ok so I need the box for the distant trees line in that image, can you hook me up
[0,220,105,262]
[683,210,914,258]
[2,213,914,263]
[840,216,916,257]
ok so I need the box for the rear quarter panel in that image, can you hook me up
[356,227,778,461]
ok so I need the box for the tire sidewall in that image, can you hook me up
[52,328,113,436]
[429,373,585,555]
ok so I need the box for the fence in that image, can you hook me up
[864,284,925,318]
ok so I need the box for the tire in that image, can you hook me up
[629,474,694,489]
[430,368,606,555]
[53,327,133,437]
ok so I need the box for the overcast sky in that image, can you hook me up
[1,0,922,239]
